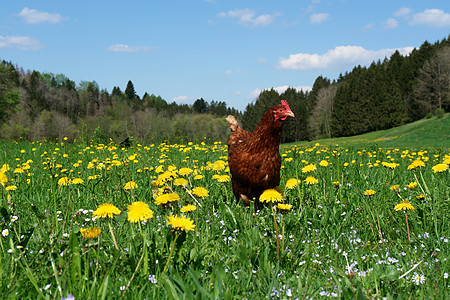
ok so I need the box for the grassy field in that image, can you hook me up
[0,117,449,299]
[290,113,450,149]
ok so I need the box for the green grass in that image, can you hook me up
[291,113,450,149]
[0,128,449,299]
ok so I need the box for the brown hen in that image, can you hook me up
[226,100,295,206]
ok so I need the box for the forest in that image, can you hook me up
[0,36,448,144]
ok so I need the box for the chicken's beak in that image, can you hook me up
[286,110,295,118]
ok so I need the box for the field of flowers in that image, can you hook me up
[0,138,449,299]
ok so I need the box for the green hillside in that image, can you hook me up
[291,113,450,149]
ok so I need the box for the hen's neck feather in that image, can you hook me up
[251,108,283,148]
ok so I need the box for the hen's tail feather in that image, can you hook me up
[226,115,239,132]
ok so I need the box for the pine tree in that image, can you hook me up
[125,80,137,100]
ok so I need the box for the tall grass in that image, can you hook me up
[0,139,448,299]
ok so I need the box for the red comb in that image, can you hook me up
[281,100,291,110]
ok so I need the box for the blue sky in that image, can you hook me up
[1,1,449,111]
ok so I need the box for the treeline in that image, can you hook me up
[239,36,449,142]
[0,36,449,144]
[0,64,241,143]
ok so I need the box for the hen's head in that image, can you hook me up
[273,100,295,121]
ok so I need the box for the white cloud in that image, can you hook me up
[383,18,398,29]
[172,96,194,103]
[394,7,412,17]
[278,45,415,70]
[0,35,44,50]
[107,44,156,53]
[18,7,65,24]
[310,13,329,24]
[410,9,450,27]
[217,9,277,26]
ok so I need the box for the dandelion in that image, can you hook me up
[173,178,188,186]
[332,181,340,187]
[14,168,24,174]
[5,185,17,191]
[319,160,329,167]
[305,176,318,185]
[390,185,400,191]
[192,187,209,198]
[408,159,425,170]
[93,203,121,219]
[72,178,84,185]
[285,178,299,190]
[395,201,415,211]
[154,193,180,205]
[58,177,71,186]
[259,189,283,203]
[395,201,414,242]
[80,227,101,239]
[123,181,138,190]
[180,204,196,213]
[302,164,316,173]
[364,189,376,196]
[127,201,154,223]
[216,175,230,183]
[193,174,204,180]
[167,215,196,231]
[178,167,193,176]
[407,182,418,190]
[162,215,196,278]
[432,163,448,173]
[277,203,293,210]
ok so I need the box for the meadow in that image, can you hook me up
[0,136,449,299]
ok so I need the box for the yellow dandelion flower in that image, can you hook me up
[154,193,180,205]
[217,175,230,183]
[5,185,17,191]
[123,181,138,190]
[394,201,415,211]
[178,167,194,176]
[127,201,154,223]
[285,178,299,189]
[305,176,318,185]
[1,164,10,172]
[193,174,204,180]
[407,182,418,190]
[390,185,400,191]
[212,160,226,172]
[72,178,84,185]
[259,189,283,203]
[158,171,177,183]
[319,160,329,167]
[80,227,101,239]
[408,159,425,170]
[180,204,196,213]
[442,156,450,164]
[364,189,376,196]
[155,165,164,173]
[416,194,426,199]
[192,187,209,198]
[0,172,8,187]
[332,181,340,187]
[277,203,293,210]
[173,178,189,186]
[167,215,196,231]
[88,175,99,180]
[302,164,316,173]
[58,177,71,186]
[14,168,24,174]
[432,163,448,173]
[93,203,121,218]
